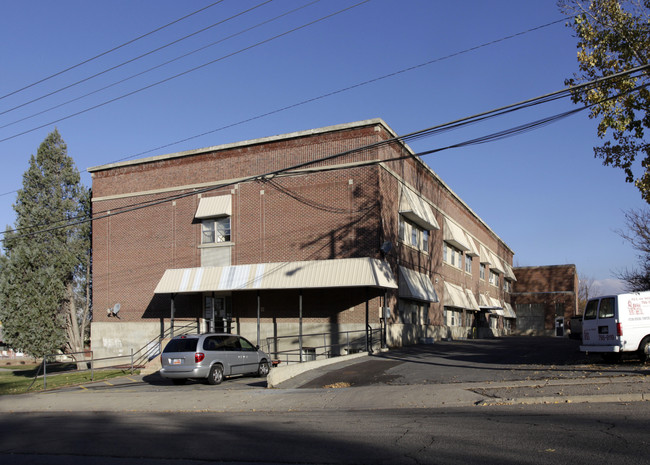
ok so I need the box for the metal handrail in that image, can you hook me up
[132,321,197,367]
[264,328,381,365]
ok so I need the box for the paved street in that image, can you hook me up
[1,336,649,464]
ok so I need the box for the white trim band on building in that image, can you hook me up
[154,257,398,294]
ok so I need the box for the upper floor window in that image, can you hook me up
[489,270,500,287]
[202,216,231,244]
[480,263,486,280]
[465,255,472,274]
[399,215,429,253]
[443,242,463,268]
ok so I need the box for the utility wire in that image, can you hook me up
[4,67,648,241]
[107,16,574,163]
[0,0,323,131]
[0,0,371,144]
[0,1,226,101]
[0,0,273,118]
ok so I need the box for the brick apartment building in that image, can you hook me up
[511,264,579,336]
[89,119,518,362]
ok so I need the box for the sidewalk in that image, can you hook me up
[1,351,648,413]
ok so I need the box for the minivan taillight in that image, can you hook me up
[195,353,205,363]
[617,323,623,336]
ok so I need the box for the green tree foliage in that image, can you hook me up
[0,130,91,357]
[560,0,650,201]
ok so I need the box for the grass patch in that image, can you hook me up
[0,363,139,395]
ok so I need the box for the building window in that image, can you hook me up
[399,215,429,253]
[504,280,512,293]
[202,216,231,244]
[480,263,486,280]
[444,308,461,326]
[399,299,428,325]
[465,255,472,274]
[443,242,463,269]
[489,270,499,287]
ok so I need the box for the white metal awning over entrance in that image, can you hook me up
[154,257,398,294]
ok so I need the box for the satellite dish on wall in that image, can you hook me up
[380,241,392,255]
[112,303,121,317]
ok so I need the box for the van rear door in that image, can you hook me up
[581,297,619,352]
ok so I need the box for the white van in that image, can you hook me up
[580,291,650,361]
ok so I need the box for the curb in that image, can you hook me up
[478,392,649,406]
[267,352,369,388]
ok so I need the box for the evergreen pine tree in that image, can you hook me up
[0,130,90,358]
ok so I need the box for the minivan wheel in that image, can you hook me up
[207,364,224,385]
[257,360,270,377]
[638,337,650,363]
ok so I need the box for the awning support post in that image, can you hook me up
[256,291,261,348]
[170,293,176,339]
[299,290,303,363]
[366,287,372,354]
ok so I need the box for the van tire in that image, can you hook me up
[638,337,650,363]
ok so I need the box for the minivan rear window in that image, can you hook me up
[163,338,198,353]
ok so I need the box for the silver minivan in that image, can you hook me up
[159,333,271,385]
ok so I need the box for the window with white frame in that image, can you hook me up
[399,299,429,325]
[399,216,429,253]
[503,280,512,293]
[480,263,486,280]
[465,255,472,274]
[443,242,463,269]
[202,216,231,244]
[444,308,462,326]
[489,270,500,287]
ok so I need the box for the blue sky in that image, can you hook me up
[0,0,646,296]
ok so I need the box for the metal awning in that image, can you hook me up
[464,234,480,257]
[504,262,517,281]
[154,257,397,294]
[465,289,480,311]
[399,185,439,231]
[195,195,231,219]
[443,218,470,251]
[479,294,504,314]
[479,245,493,265]
[443,282,478,310]
[398,267,439,303]
[489,252,505,274]
[503,302,517,319]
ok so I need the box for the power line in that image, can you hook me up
[0,1,226,101]
[107,16,573,163]
[0,0,274,118]
[0,0,323,131]
[0,0,372,144]
[4,67,648,242]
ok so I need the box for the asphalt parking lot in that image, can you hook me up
[38,336,650,394]
[280,336,650,389]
